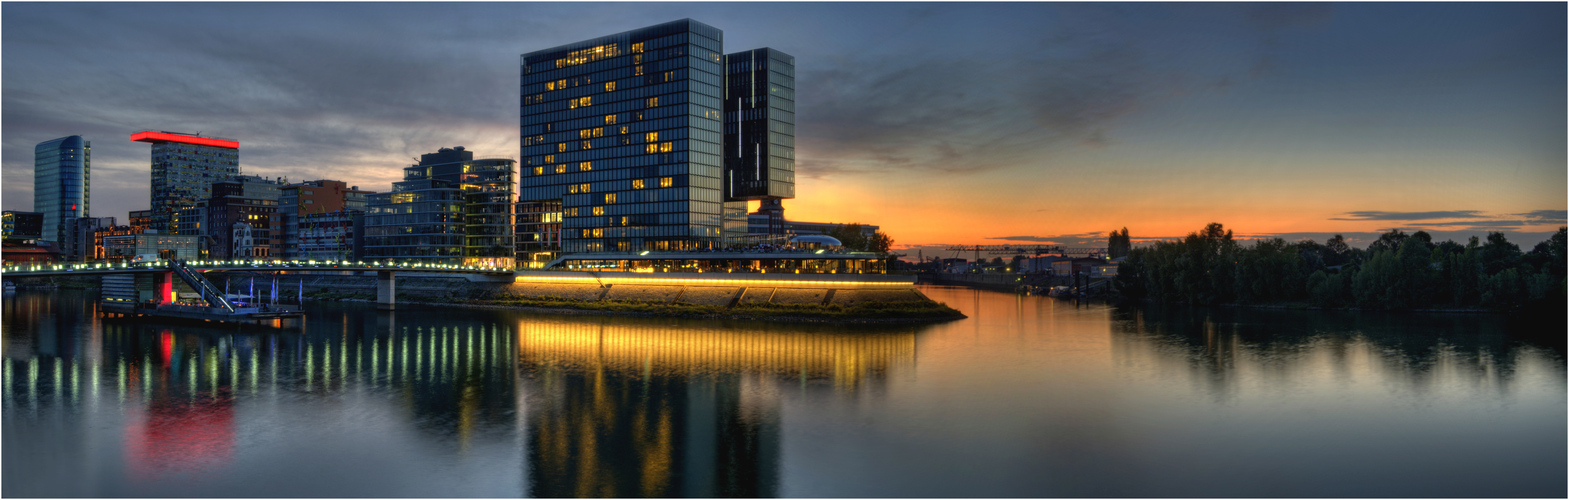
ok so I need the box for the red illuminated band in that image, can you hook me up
[130,131,238,149]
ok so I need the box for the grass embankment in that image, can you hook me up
[304,290,965,321]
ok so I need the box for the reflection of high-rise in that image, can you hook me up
[3,301,521,478]
[518,319,917,497]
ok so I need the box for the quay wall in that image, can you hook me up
[204,271,932,308]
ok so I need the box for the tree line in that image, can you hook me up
[1114,223,1567,311]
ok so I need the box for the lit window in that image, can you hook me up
[646,97,658,107]
[566,208,578,217]
[660,142,672,153]
[581,140,591,150]
[557,143,566,153]
[555,164,567,174]
[605,193,616,204]
[593,228,603,238]
[632,42,644,53]
[620,126,629,134]
[592,127,603,138]
[605,81,616,92]
[580,183,591,193]
[534,166,544,175]
[569,184,579,194]
[545,155,555,163]
[635,65,643,76]
[580,162,592,171]
[645,132,658,142]
[632,179,645,189]
[580,129,590,139]
[645,144,659,154]
[593,206,604,216]
[605,114,617,125]
[660,177,673,188]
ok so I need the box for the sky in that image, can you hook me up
[3,2,1565,258]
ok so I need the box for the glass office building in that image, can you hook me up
[34,136,90,244]
[519,19,727,255]
[723,48,795,202]
[364,147,515,266]
[132,131,239,233]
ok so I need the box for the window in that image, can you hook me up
[580,140,591,150]
[660,177,673,188]
[605,81,616,92]
[568,184,579,194]
[557,143,566,153]
[592,206,604,216]
[534,166,544,175]
[635,65,644,76]
[660,142,673,153]
[580,161,592,171]
[605,114,617,125]
[605,193,616,204]
[632,179,645,189]
[620,126,629,134]
[566,208,578,217]
[645,132,658,142]
[579,183,590,192]
[631,42,644,53]
[555,164,567,174]
[545,155,555,163]
[646,97,658,107]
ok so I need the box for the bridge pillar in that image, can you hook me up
[376,271,396,310]
[153,271,173,305]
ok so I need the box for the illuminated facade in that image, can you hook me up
[723,48,795,238]
[519,19,728,255]
[34,136,91,243]
[63,216,116,262]
[364,147,516,266]
[2,211,43,242]
[132,131,239,233]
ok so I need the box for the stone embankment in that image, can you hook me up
[204,272,962,322]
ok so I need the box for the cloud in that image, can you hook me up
[1516,210,1568,224]
[1331,210,1487,221]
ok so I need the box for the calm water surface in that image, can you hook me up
[2,286,1563,497]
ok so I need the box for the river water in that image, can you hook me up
[2,286,1563,497]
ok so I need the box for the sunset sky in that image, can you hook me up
[3,3,1564,256]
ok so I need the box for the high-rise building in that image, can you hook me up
[34,136,90,243]
[132,131,239,233]
[723,48,796,238]
[519,19,728,256]
[365,147,515,266]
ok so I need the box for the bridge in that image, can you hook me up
[2,259,512,311]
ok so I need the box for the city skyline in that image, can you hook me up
[3,3,1564,255]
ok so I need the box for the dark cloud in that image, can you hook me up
[1331,210,1486,221]
[1516,210,1568,224]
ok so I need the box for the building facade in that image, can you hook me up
[723,48,796,238]
[34,136,91,244]
[276,180,373,260]
[519,19,728,256]
[63,216,116,262]
[364,147,515,266]
[132,131,239,233]
[102,233,201,262]
[297,210,364,261]
[206,175,283,260]
[2,211,43,243]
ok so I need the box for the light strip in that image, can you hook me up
[514,275,909,286]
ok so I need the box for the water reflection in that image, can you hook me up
[1108,304,1562,402]
[517,317,917,496]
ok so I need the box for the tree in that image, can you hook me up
[1108,228,1132,259]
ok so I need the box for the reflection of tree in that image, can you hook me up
[1109,304,1556,397]
[518,319,917,497]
